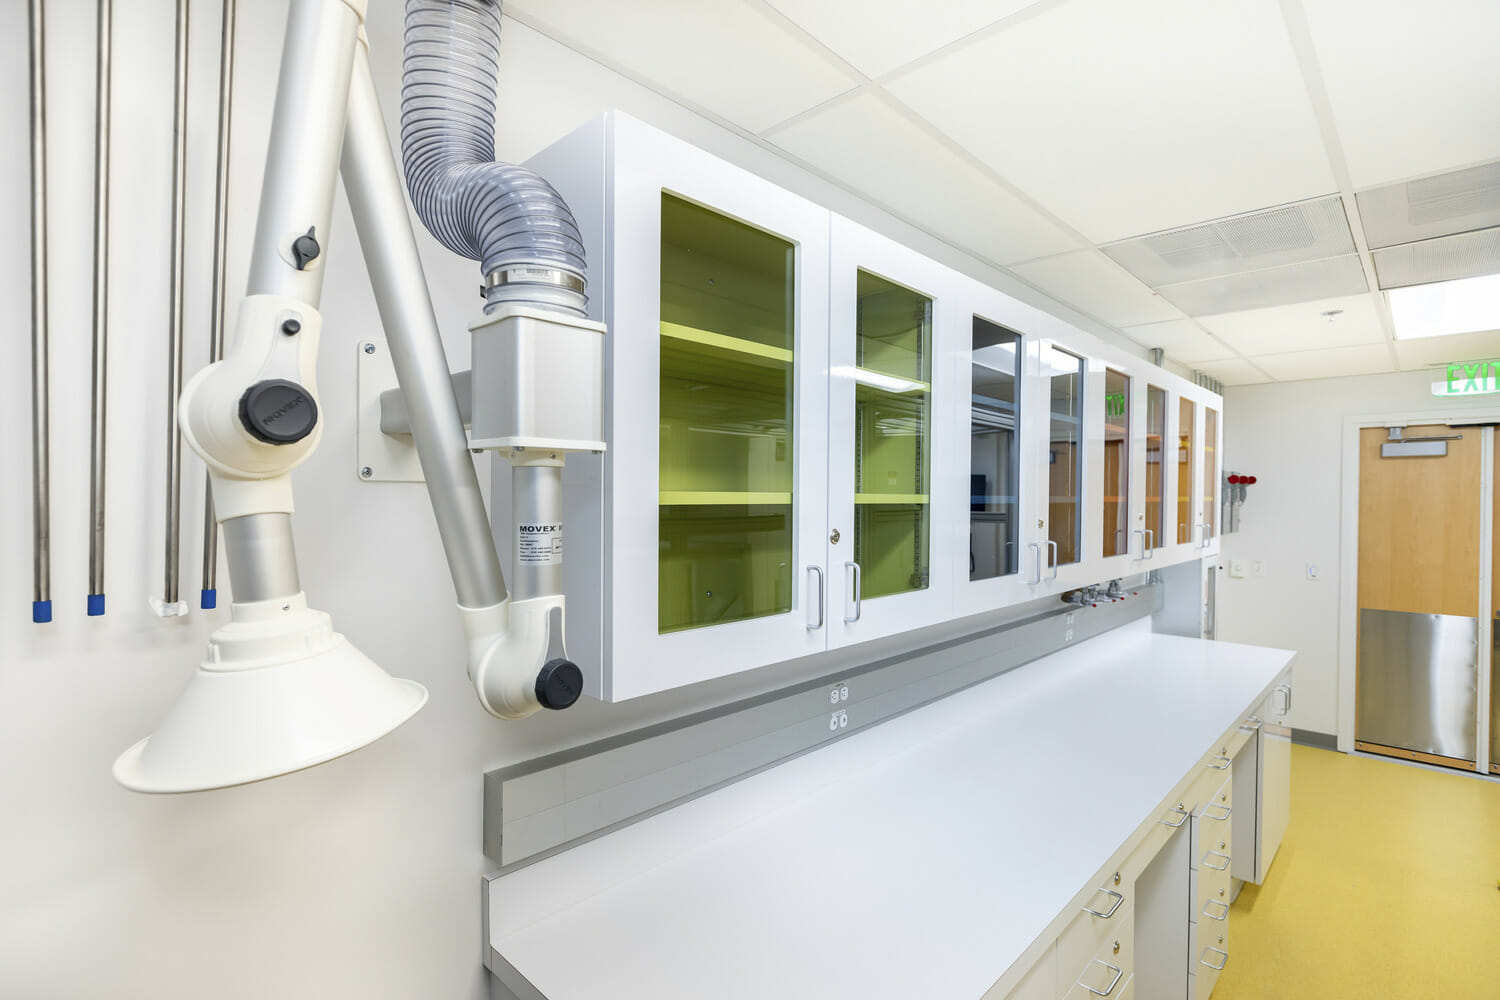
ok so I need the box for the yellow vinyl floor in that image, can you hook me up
[1214,745,1500,999]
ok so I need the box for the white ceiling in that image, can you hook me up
[507,0,1500,386]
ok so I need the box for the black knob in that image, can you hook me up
[290,226,320,270]
[238,379,318,445]
[535,658,583,710]
[280,319,301,336]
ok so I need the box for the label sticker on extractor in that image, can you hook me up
[517,522,563,565]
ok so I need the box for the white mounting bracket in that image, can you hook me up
[356,339,425,483]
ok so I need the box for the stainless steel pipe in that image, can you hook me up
[88,0,112,617]
[341,43,508,610]
[29,0,50,624]
[201,0,236,611]
[160,0,190,613]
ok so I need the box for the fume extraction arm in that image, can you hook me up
[113,0,605,793]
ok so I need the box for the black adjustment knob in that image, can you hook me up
[535,659,583,711]
[290,227,320,270]
[238,379,318,445]
[280,319,301,336]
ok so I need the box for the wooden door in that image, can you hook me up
[1356,424,1481,768]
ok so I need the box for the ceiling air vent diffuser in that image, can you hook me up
[1373,227,1500,289]
[1356,161,1500,249]
[1103,196,1354,288]
[1155,254,1368,316]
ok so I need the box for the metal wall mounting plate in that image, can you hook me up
[356,340,424,482]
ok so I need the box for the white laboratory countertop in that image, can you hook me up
[485,621,1295,1000]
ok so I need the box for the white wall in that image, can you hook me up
[1216,366,1500,739]
[0,3,1152,998]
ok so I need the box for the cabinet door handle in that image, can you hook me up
[1200,946,1228,971]
[1204,803,1231,821]
[1046,539,1059,581]
[1028,542,1042,585]
[1077,960,1123,997]
[1081,887,1124,919]
[1144,528,1155,558]
[1200,522,1211,548]
[1132,529,1145,559]
[842,561,861,623]
[1158,805,1190,828]
[1202,899,1229,922]
[1202,850,1231,870]
[1207,755,1231,770]
[1240,717,1263,732]
[806,565,824,630]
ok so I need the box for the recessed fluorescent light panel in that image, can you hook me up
[1387,273,1500,340]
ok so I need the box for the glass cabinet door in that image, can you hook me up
[1102,368,1131,559]
[853,269,932,601]
[658,194,796,633]
[970,319,1022,581]
[1146,385,1166,554]
[828,216,956,646]
[1203,405,1219,545]
[1178,397,1196,544]
[1046,346,1084,570]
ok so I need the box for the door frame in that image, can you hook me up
[1337,408,1500,771]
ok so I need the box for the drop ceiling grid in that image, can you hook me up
[501,0,860,133]
[882,0,1337,245]
[768,93,1080,265]
[1297,0,1500,190]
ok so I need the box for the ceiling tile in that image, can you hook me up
[887,0,1335,243]
[1198,294,1386,355]
[1119,319,1238,364]
[505,0,857,133]
[1300,0,1500,188]
[760,0,1043,78]
[1010,251,1181,327]
[770,94,1080,265]
[1192,358,1273,387]
[1250,344,1394,382]
[1392,329,1500,371]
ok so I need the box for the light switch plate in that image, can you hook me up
[1229,559,1247,579]
[1252,561,1266,578]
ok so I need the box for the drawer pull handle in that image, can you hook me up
[1200,946,1228,971]
[1240,717,1263,731]
[1081,887,1125,919]
[1205,803,1231,821]
[1202,899,1229,921]
[1159,805,1190,828]
[1202,850,1231,871]
[1207,755,1231,770]
[1077,960,1124,997]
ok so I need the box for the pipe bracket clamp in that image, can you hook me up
[483,267,586,295]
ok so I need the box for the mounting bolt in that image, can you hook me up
[363,342,376,354]
[470,448,482,455]
[360,466,373,479]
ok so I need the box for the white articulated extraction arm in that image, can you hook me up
[114,0,604,793]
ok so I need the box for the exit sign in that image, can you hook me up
[1106,392,1127,417]
[1432,360,1500,397]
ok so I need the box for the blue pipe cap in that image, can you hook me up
[200,588,217,611]
[87,593,106,617]
[33,600,52,624]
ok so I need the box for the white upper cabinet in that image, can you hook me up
[524,112,1223,700]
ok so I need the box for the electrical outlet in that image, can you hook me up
[1306,563,1319,581]
[1252,560,1266,578]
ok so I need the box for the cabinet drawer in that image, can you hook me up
[1062,918,1134,999]
[1190,920,1229,999]
[1195,855,1233,923]
[997,946,1054,1000]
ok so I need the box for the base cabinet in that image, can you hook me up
[1000,682,1288,1000]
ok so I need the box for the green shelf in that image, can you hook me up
[660,491,793,506]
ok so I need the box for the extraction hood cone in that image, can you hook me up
[114,596,427,793]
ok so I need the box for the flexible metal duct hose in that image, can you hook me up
[402,0,587,314]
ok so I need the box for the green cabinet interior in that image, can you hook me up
[658,194,795,634]
[854,270,932,600]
